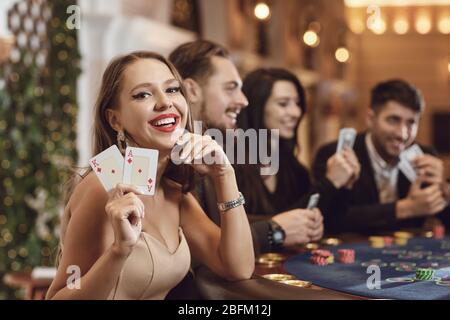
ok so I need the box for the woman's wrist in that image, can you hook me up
[111,242,133,258]
[210,165,235,181]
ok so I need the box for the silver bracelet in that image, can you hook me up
[217,192,245,212]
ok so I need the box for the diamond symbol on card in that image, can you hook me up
[138,169,142,173]
[97,167,101,173]
[127,158,132,164]
[148,178,153,192]
[111,169,115,174]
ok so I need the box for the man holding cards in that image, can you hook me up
[46,51,254,300]
[313,79,449,234]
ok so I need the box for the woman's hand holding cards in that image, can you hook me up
[105,184,145,256]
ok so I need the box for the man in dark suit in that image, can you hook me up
[313,79,449,234]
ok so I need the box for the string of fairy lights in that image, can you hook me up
[0,0,80,298]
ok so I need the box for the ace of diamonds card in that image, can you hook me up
[123,147,159,195]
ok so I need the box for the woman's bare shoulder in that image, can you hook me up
[68,171,108,215]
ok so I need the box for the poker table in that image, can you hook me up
[195,232,450,300]
[283,236,450,300]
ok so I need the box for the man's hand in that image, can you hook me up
[396,176,447,220]
[414,154,444,185]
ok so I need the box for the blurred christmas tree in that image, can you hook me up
[0,0,80,299]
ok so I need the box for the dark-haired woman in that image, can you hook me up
[236,68,360,254]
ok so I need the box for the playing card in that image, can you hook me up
[123,147,159,195]
[336,128,357,153]
[398,160,417,182]
[400,144,424,163]
[307,193,320,210]
[398,144,424,182]
[89,145,124,192]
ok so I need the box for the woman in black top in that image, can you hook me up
[236,68,361,254]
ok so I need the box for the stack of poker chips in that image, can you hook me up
[369,236,385,248]
[393,231,413,246]
[310,249,334,266]
[383,236,393,246]
[433,225,445,240]
[337,249,355,264]
[415,268,435,281]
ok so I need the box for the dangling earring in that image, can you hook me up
[117,130,128,154]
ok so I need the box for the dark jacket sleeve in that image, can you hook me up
[249,219,272,256]
[311,142,352,233]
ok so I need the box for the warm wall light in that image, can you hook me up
[345,0,450,7]
[438,16,450,34]
[335,47,350,63]
[394,18,409,34]
[415,14,432,34]
[254,2,270,21]
[303,30,320,47]
[448,61,450,73]
[370,18,387,34]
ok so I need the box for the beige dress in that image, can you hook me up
[107,227,191,300]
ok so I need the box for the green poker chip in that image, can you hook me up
[415,268,435,281]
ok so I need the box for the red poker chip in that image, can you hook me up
[310,256,328,265]
[433,226,445,239]
[383,237,394,246]
[312,249,332,257]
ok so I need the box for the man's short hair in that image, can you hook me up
[370,79,425,113]
[169,40,229,84]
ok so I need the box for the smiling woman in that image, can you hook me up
[45,51,254,300]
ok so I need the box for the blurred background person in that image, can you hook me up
[235,68,360,254]
[313,79,450,234]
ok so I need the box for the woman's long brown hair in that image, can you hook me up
[56,51,195,265]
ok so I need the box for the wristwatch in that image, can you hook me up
[268,220,286,247]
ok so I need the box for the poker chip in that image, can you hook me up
[310,255,328,266]
[383,236,394,246]
[311,249,332,257]
[394,231,413,239]
[280,280,313,288]
[415,268,435,281]
[338,249,355,264]
[422,231,434,238]
[386,277,415,283]
[256,257,281,267]
[369,236,385,248]
[310,249,334,266]
[262,274,296,281]
[435,280,450,286]
[433,225,445,240]
[258,253,286,262]
[303,242,320,250]
[321,238,342,246]
[394,231,413,246]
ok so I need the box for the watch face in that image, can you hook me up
[273,230,284,244]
